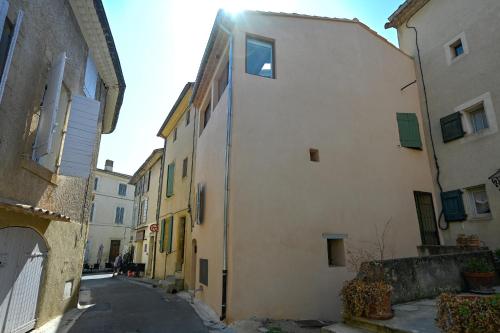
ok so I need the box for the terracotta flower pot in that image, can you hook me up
[456,234,468,247]
[367,292,393,320]
[463,271,496,292]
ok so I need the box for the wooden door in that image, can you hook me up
[414,192,440,245]
[108,240,120,263]
[0,227,47,333]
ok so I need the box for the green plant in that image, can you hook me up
[341,278,392,317]
[494,249,500,260]
[464,258,494,273]
[437,293,500,332]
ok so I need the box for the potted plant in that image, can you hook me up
[463,258,496,293]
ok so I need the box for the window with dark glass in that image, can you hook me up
[0,18,13,78]
[202,102,211,131]
[118,183,127,196]
[246,36,274,78]
[217,62,229,102]
[451,39,464,58]
[182,157,188,178]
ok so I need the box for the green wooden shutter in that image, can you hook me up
[159,218,166,252]
[440,112,464,143]
[441,190,466,222]
[167,216,174,253]
[396,113,422,149]
[166,162,175,197]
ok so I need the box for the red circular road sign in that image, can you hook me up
[150,224,159,233]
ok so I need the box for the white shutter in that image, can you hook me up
[33,52,66,159]
[59,95,100,178]
[0,7,22,104]
[142,198,148,223]
[83,55,98,99]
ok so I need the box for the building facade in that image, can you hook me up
[386,0,500,248]
[85,160,134,269]
[154,83,195,290]
[130,148,163,276]
[0,0,125,331]
[188,10,437,322]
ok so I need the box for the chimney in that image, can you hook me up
[105,159,114,172]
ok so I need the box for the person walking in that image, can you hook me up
[113,254,122,276]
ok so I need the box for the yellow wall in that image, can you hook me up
[155,87,196,287]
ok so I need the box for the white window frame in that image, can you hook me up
[466,185,492,220]
[455,92,498,142]
[444,32,469,65]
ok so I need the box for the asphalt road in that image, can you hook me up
[69,274,208,333]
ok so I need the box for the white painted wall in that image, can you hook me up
[85,169,134,267]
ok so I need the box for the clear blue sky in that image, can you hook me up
[98,0,403,175]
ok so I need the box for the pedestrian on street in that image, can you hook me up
[113,254,122,276]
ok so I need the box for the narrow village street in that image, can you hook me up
[69,275,208,333]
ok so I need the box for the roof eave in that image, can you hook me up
[157,82,193,138]
[129,149,163,184]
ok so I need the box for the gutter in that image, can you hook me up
[218,21,233,322]
[93,0,126,133]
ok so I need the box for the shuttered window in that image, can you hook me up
[196,183,205,224]
[441,190,466,222]
[59,95,100,178]
[166,162,175,197]
[33,52,66,160]
[83,55,98,99]
[159,218,166,252]
[396,113,422,149]
[0,3,22,104]
[141,198,148,223]
[440,112,465,143]
[167,216,174,253]
[115,207,124,224]
[118,183,127,196]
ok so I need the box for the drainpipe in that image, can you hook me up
[153,140,167,278]
[218,21,233,321]
[405,20,446,233]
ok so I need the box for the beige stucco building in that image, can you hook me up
[154,83,196,290]
[0,0,125,331]
[130,148,163,276]
[188,10,438,322]
[85,161,134,269]
[386,0,500,248]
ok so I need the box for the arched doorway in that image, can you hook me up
[190,239,197,290]
[0,227,48,333]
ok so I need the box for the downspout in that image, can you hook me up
[219,22,233,321]
[153,140,167,278]
[405,20,446,231]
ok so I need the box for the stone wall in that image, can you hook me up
[358,251,495,304]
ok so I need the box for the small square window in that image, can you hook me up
[468,104,489,133]
[94,177,99,190]
[199,258,208,286]
[451,39,464,58]
[309,149,319,162]
[467,185,491,218]
[246,36,274,78]
[173,127,177,141]
[327,239,346,267]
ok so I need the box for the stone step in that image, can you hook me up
[321,323,373,333]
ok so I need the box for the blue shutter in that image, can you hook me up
[396,113,422,149]
[440,112,465,143]
[441,190,466,222]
